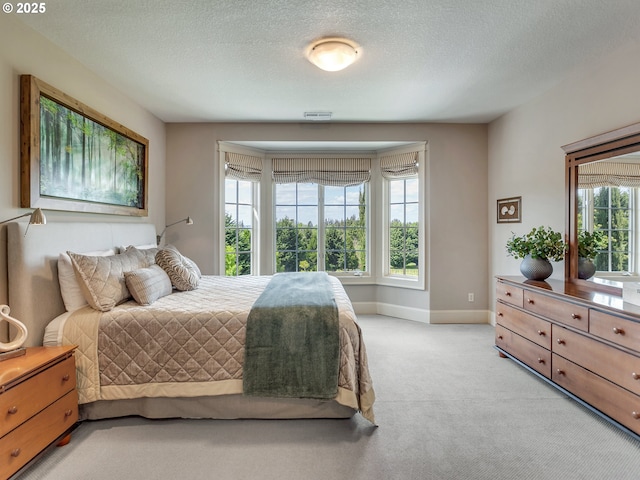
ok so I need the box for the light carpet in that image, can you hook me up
[19,315,640,480]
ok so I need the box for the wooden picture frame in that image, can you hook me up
[20,75,148,216]
[497,196,521,223]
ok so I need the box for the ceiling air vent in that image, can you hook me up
[304,111,332,121]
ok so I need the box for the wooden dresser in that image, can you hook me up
[0,346,78,479]
[495,276,640,439]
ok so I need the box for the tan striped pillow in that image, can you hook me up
[155,245,200,291]
[124,264,173,305]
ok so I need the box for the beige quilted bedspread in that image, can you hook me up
[62,275,375,423]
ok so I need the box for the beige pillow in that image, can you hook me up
[124,264,173,305]
[155,245,200,291]
[123,245,159,265]
[58,248,116,312]
[68,247,151,311]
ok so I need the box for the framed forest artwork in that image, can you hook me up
[20,75,148,216]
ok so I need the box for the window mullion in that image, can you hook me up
[318,184,325,271]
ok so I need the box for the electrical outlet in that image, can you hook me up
[468,293,474,302]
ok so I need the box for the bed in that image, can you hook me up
[6,222,375,424]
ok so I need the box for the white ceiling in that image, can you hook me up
[16,0,640,124]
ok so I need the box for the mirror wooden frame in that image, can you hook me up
[563,121,640,293]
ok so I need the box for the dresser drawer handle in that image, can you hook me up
[633,372,640,380]
[571,313,581,320]
[497,312,503,317]
[556,369,565,375]
[10,448,21,458]
[504,291,511,296]
[497,335,504,340]
[527,298,534,304]
[633,411,640,420]
[556,339,566,345]
[8,405,18,415]
[613,327,625,335]
[537,357,545,364]
[537,330,546,336]
[62,374,70,382]
[64,409,73,417]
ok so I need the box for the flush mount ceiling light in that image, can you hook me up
[306,38,360,72]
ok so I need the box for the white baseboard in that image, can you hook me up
[429,309,491,324]
[352,302,490,324]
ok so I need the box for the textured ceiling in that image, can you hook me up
[16,0,640,123]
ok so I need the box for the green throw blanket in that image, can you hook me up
[243,272,340,399]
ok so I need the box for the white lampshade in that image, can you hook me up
[306,38,360,72]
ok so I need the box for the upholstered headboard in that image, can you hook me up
[7,222,156,347]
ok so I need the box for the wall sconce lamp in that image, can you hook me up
[0,208,47,236]
[157,216,193,245]
[0,209,45,359]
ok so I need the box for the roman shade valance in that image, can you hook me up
[379,151,419,179]
[225,152,263,182]
[271,157,371,186]
[578,161,640,188]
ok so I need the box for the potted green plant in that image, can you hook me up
[506,226,566,280]
[577,230,608,279]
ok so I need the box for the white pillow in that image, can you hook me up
[58,249,116,312]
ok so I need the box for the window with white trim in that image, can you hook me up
[380,147,425,286]
[272,155,370,274]
[223,151,261,276]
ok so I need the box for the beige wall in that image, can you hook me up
[166,122,488,319]
[488,41,640,317]
[0,16,166,338]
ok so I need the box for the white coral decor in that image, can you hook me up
[0,305,28,352]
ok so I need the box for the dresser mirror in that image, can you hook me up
[564,122,640,293]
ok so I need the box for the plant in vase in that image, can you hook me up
[506,226,566,281]
[577,229,608,280]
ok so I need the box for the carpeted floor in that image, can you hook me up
[19,315,640,479]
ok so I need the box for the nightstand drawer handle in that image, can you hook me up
[556,339,566,345]
[8,406,18,415]
[571,313,581,320]
[64,409,73,417]
[556,369,565,375]
[504,291,511,296]
[633,372,640,380]
[537,357,545,364]
[527,298,534,304]
[10,448,20,457]
[497,312,503,317]
[62,374,70,382]
[613,327,624,335]
[633,411,640,420]
[537,330,546,336]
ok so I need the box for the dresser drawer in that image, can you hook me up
[552,324,640,396]
[496,302,551,349]
[0,355,76,438]
[496,324,551,378]
[590,309,640,353]
[496,283,524,307]
[523,291,588,332]
[552,354,640,435]
[0,389,78,479]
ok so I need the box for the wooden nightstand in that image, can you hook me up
[0,346,78,479]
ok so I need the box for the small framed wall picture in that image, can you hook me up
[497,196,521,223]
